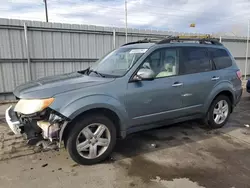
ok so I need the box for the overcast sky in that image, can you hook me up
[0,0,250,35]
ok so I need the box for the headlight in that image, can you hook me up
[14,98,54,115]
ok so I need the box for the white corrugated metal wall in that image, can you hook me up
[0,18,249,100]
[222,40,250,74]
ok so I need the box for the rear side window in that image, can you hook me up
[181,47,212,74]
[210,48,232,69]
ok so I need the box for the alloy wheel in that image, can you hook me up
[76,123,111,159]
[213,100,229,124]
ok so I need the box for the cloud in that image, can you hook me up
[0,0,249,35]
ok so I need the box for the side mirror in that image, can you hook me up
[133,68,155,81]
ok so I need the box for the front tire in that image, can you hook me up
[66,114,116,165]
[205,95,232,128]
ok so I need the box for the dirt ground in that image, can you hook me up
[0,92,250,188]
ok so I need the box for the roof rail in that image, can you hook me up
[122,35,222,46]
[122,40,150,46]
[157,35,222,45]
[122,35,172,46]
[178,34,211,39]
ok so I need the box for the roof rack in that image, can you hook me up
[122,34,222,47]
[157,35,222,45]
[122,35,172,46]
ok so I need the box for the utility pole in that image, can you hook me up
[125,0,128,43]
[245,19,249,80]
[44,0,49,22]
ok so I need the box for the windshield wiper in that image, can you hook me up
[78,67,90,75]
[88,69,105,77]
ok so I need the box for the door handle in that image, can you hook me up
[211,76,220,81]
[172,82,183,87]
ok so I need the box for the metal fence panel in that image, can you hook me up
[1,62,15,92]
[236,59,246,74]
[0,29,12,58]
[223,41,250,58]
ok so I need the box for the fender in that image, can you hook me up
[203,81,235,112]
[56,95,129,141]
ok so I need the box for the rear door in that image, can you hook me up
[177,47,220,115]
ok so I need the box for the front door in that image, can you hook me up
[125,47,183,127]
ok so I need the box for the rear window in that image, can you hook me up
[210,48,232,69]
[181,47,212,74]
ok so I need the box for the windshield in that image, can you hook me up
[88,47,148,77]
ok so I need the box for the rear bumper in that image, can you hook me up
[234,87,243,106]
[5,106,23,135]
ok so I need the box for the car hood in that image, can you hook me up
[13,72,115,99]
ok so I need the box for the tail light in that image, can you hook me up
[236,70,242,80]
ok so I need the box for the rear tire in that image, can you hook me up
[66,114,116,165]
[205,95,232,129]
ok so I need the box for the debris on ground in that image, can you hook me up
[36,140,58,150]
[71,164,80,168]
[110,157,115,161]
[244,124,250,128]
[41,163,48,167]
[150,143,157,148]
[7,132,14,136]
[241,130,250,135]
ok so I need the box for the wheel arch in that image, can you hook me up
[205,88,234,114]
[57,95,129,145]
[213,90,233,106]
[61,107,123,146]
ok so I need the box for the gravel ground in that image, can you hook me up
[0,91,250,188]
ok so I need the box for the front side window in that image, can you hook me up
[210,48,232,69]
[181,47,212,74]
[89,47,147,77]
[140,48,179,78]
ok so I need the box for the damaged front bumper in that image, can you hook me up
[5,105,68,147]
[5,106,22,135]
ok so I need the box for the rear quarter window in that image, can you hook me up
[209,48,232,69]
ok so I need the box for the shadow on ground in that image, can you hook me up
[114,92,250,159]
[111,92,250,188]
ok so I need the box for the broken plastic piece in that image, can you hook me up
[36,140,58,150]
[37,121,60,141]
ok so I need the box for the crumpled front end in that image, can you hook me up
[5,103,68,147]
[5,106,22,135]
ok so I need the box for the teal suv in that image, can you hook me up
[6,36,242,165]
